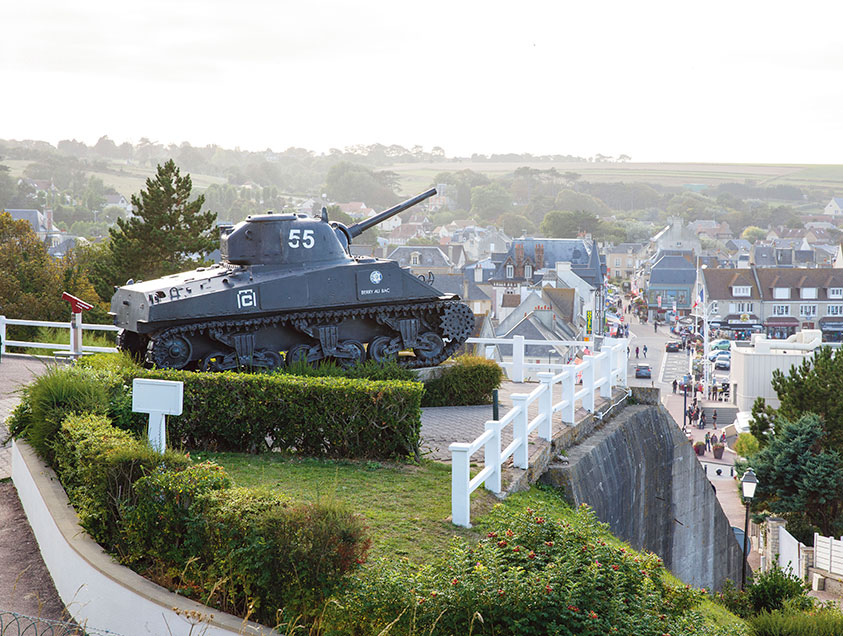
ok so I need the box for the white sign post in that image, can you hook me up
[132,378,184,453]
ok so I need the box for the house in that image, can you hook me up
[431,272,491,315]
[3,208,51,240]
[649,216,701,256]
[725,238,752,253]
[750,245,776,267]
[605,243,644,281]
[103,193,133,216]
[337,202,374,220]
[645,254,697,320]
[699,267,763,337]
[386,223,423,245]
[824,197,843,216]
[387,245,455,277]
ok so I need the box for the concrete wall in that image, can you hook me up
[541,403,744,591]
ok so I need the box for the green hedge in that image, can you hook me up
[421,355,503,407]
[51,413,370,626]
[12,361,424,461]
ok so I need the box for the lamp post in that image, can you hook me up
[741,467,758,590]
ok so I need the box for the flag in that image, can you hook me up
[693,287,704,309]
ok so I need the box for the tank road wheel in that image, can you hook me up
[253,350,283,371]
[201,352,228,372]
[286,343,315,366]
[150,334,193,369]
[414,332,445,364]
[368,336,397,363]
[117,329,149,362]
[335,340,366,369]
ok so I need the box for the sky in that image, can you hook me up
[2,0,842,164]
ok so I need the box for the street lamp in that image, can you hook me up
[740,467,758,590]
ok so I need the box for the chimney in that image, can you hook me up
[514,243,524,265]
[45,209,54,231]
[535,243,544,269]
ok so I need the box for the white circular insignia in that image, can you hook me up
[370,270,383,284]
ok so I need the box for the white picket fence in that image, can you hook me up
[449,338,629,527]
[0,315,119,357]
[814,533,843,576]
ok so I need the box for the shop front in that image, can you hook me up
[819,318,843,342]
[723,314,763,340]
[764,317,799,340]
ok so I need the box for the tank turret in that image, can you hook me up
[111,188,474,371]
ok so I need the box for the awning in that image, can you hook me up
[723,314,761,328]
[819,318,843,332]
[764,317,799,326]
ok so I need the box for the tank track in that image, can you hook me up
[146,298,474,370]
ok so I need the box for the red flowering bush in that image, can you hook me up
[327,503,722,635]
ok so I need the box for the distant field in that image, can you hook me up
[389,160,843,195]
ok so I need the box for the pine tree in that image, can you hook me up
[108,159,216,283]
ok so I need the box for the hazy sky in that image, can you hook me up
[2,1,842,163]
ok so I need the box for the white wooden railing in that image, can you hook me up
[449,338,629,527]
[0,315,119,357]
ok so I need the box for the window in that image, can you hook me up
[828,304,843,316]
[410,252,420,266]
[506,264,514,279]
[524,264,533,279]
[772,305,790,316]
[730,302,754,314]
[614,258,621,267]
[801,287,818,299]
[733,285,751,297]
[829,288,843,299]
[799,304,817,317]
[773,287,790,299]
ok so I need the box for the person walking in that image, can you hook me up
[720,431,726,445]
[712,410,717,429]
[635,346,639,358]
[701,412,706,428]
[705,432,711,451]
[643,345,648,358]
[672,378,678,393]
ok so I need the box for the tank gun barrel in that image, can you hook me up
[347,187,436,240]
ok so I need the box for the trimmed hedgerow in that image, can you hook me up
[421,354,503,407]
[50,412,189,549]
[50,413,371,627]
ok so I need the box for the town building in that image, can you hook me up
[645,254,696,321]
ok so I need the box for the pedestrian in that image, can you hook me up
[705,432,711,451]
[654,321,658,332]
[635,346,639,358]
[713,410,717,429]
[672,378,678,393]
[627,346,630,358]
[720,431,726,445]
[701,412,706,428]
[643,345,648,358]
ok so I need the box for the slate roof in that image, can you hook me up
[649,255,696,286]
[752,245,776,267]
[543,287,577,323]
[4,209,46,233]
[755,268,843,300]
[497,315,572,358]
[431,273,490,301]
[725,238,752,252]
[387,246,452,268]
[490,238,602,287]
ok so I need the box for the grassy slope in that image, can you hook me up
[202,452,747,632]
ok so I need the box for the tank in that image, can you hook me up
[110,188,475,371]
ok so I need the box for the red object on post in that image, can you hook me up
[61,292,93,313]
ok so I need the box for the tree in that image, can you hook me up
[752,413,843,536]
[499,213,534,238]
[540,210,600,238]
[325,162,398,208]
[107,160,216,284]
[469,183,511,221]
[749,397,776,447]
[741,226,767,242]
[554,189,610,215]
[771,346,843,450]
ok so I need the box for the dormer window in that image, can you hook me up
[801,287,818,299]
[829,288,843,299]
[732,285,751,297]
[506,264,514,279]
[410,252,420,266]
[524,264,533,279]
[773,287,790,299]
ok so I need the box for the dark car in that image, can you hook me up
[634,364,652,378]
[665,341,680,352]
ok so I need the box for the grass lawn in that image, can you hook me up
[197,452,499,562]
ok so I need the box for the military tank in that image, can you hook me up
[110,188,475,371]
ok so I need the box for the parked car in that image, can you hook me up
[714,358,731,371]
[710,339,731,351]
[666,341,680,352]
[634,364,652,378]
[708,350,731,362]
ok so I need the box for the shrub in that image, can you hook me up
[735,433,760,458]
[421,355,503,407]
[326,503,712,635]
[10,366,111,460]
[749,604,843,636]
[746,563,811,616]
[50,412,189,549]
